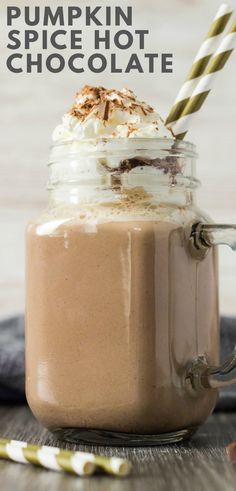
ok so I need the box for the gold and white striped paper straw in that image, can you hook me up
[169,17,236,138]
[165,3,233,127]
[0,438,132,477]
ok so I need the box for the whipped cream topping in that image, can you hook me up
[52,85,173,142]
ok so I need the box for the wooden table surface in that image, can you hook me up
[1,406,236,490]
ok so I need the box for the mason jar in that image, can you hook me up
[25,138,236,445]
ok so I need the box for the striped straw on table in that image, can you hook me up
[0,438,132,478]
[165,3,233,128]
[168,17,236,139]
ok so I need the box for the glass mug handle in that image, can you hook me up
[186,222,236,391]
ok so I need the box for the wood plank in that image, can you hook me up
[0,406,236,490]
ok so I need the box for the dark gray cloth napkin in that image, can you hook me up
[216,316,236,410]
[0,315,236,408]
[0,316,25,402]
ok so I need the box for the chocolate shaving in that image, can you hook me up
[103,100,110,121]
[67,85,155,125]
[140,106,147,116]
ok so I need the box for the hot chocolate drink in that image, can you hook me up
[26,86,219,444]
[26,219,218,434]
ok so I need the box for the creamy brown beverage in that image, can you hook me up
[26,86,219,444]
[26,220,218,434]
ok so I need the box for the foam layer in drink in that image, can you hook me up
[48,145,194,225]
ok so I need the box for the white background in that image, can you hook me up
[0,0,236,318]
